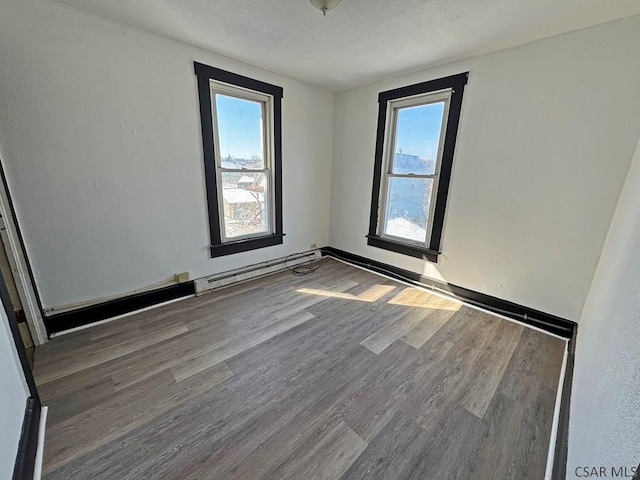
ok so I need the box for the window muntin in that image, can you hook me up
[378,91,451,246]
[210,82,275,242]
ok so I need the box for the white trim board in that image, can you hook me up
[49,295,194,338]
[545,346,569,480]
[327,256,568,341]
[32,406,48,480]
[50,250,321,337]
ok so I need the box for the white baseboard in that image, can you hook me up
[545,346,569,480]
[33,406,47,480]
[49,295,194,338]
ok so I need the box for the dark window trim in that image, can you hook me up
[367,72,468,262]
[365,234,440,263]
[194,62,284,258]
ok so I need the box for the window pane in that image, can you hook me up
[221,172,269,238]
[215,94,264,169]
[391,102,445,175]
[383,177,433,243]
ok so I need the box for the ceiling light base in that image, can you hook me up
[309,0,342,15]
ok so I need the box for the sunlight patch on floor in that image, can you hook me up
[296,284,397,303]
[387,287,461,311]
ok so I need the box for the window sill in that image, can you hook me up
[366,235,440,263]
[210,233,285,258]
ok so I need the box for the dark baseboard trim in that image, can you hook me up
[320,246,576,479]
[321,246,576,338]
[13,396,41,480]
[44,281,196,335]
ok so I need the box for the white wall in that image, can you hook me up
[329,15,640,321]
[0,305,29,479]
[1,0,639,325]
[0,0,334,311]
[566,135,640,477]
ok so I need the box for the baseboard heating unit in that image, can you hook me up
[195,249,321,295]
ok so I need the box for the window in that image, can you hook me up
[367,73,468,262]
[195,62,284,257]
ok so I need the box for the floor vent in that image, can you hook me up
[194,250,321,295]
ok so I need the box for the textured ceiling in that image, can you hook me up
[54,0,640,91]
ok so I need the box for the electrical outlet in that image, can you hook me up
[175,272,190,283]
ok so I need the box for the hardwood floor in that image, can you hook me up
[33,258,566,480]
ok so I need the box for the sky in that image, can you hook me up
[394,101,445,160]
[215,94,264,162]
[215,93,444,163]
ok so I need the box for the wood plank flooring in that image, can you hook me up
[33,258,566,480]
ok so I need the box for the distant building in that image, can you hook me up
[237,175,255,189]
[223,188,264,225]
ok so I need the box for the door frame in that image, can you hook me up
[0,245,42,479]
[0,157,47,344]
